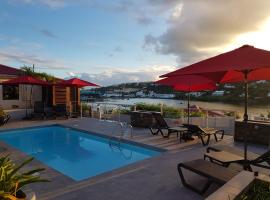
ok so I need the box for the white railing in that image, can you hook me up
[79,102,236,134]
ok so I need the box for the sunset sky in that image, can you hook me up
[1,0,270,85]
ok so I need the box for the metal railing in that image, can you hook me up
[108,121,133,159]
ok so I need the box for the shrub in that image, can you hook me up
[131,103,210,118]
[188,111,205,117]
[81,103,90,113]
[0,156,49,199]
[120,109,131,115]
[235,179,270,200]
[0,107,6,117]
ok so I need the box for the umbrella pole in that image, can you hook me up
[75,87,76,115]
[243,70,249,161]
[25,85,28,118]
[188,90,190,125]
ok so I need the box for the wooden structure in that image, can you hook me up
[52,86,80,113]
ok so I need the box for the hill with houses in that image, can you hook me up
[81,81,270,105]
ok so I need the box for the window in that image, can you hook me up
[2,85,19,100]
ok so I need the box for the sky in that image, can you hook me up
[1,0,270,86]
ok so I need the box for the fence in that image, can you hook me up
[81,102,235,135]
[166,117,235,135]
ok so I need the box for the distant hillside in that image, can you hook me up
[91,82,176,94]
[82,81,270,105]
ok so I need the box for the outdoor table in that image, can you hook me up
[204,151,244,166]
[168,127,188,142]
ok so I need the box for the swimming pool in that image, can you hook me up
[0,125,161,181]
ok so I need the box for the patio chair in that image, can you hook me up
[53,104,70,119]
[177,159,240,195]
[205,145,270,171]
[0,114,10,126]
[32,101,46,120]
[183,124,224,146]
[150,112,187,138]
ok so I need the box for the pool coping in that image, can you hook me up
[0,123,166,153]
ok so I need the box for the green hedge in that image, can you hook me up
[235,179,270,200]
[131,103,204,118]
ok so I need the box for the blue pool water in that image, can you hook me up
[0,125,161,181]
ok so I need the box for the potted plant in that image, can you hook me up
[0,155,49,200]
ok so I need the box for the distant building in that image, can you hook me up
[190,92,203,97]
[224,84,235,89]
[212,90,225,96]
[154,93,175,99]
[136,91,147,97]
[102,93,122,98]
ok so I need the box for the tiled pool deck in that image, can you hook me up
[0,118,268,200]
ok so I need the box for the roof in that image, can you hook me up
[0,64,21,76]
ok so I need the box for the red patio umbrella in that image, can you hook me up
[161,44,270,161]
[1,76,49,118]
[2,75,50,85]
[57,78,100,88]
[156,75,217,125]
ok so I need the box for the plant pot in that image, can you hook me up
[15,190,27,200]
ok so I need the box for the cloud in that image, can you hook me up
[39,29,58,38]
[136,15,154,26]
[114,46,123,52]
[92,0,176,26]
[66,65,176,86]
[14,0,71,8]
[143,0,270,64]
[0,48,69,70]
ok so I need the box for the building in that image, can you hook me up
[190,92,203,97]
[0,64,44,110]
[212,90,225,96]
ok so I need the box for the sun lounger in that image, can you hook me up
[183,124,224,146]
[205,145,270,171]
[150,112,187,139]
[206,145,258,160]
[177,159,240,194]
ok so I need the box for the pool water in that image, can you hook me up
[0,125,161,181]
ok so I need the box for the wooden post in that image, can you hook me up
[52,85,56,106]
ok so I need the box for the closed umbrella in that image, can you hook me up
[161,44,270,161]
[1,76,49,118]
[156,75,217,125]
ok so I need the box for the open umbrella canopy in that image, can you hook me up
[160,44,270,161]
[161,45,270,83]
[1,75,49,85]
[156,75,217,92]
[57,78,100,88]
[156,75,216,125]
